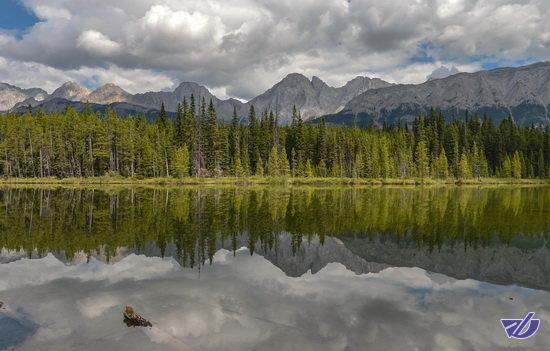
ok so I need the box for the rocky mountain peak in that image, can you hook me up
[51,81,90,101]
[311,76,329,90]
[248,73,392,124]
[0,83,47,111]
[333,61,550,127]
[87,83,131,104]
[279,73,311,86]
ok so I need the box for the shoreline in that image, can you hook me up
[0,176,548,187]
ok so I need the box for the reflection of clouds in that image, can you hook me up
[78,294,120,319]
[0,248,549,350]
[0,253,177,291]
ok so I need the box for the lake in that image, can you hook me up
[1,185,549,350]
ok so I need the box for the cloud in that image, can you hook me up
[0,0,548,99]
[0,57,175,93]
[77,30,121,56]
[1,249,549,350]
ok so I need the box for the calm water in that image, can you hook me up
[1,186,549,350]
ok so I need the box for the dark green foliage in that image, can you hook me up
[1,105,549,179]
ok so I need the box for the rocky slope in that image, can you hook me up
[0,83,47,112]
[2,74,390,122]
[130,82,245,121]
[325,61,550,127]
[341,234,550,291]
[247,73,392,124]
[86,83,132,104]
[51,81,90,101]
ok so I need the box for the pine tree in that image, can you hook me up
[459,152,472,179]
[229,107,239,172]
[234,155,245,177]
[267,146,280,177]
[537,149,546,178]
[205,99,219,173]
[354,152,364,178]
[172,145,189,178]
[415,140,429,178]
[158,102,168,127]
[433,149,449,179]
[512,151,522,179]
[317,159,327,177]
[502,155,512,178]
[248,105,259,173]
[280,148,291,176]
[175,102,185,146]
[255,156,264,176]
[305,159,314,177]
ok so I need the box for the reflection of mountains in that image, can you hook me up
[340,234,550,291]
[3,233,550,291]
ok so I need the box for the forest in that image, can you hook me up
[0,95,549,180]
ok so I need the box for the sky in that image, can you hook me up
[1,248,549,350]
[0,0,549,100]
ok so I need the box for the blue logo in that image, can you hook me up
[501,312,540,339]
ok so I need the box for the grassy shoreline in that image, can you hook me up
[0,176,548,187]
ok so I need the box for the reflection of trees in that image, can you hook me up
[0,186,548,267]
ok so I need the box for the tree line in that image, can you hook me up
[1,97,549,179]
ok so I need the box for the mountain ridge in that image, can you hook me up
[1,74,391,122]
[5,61,550,126]
[321,61,550,127]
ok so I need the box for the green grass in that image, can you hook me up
[0,175,548,187]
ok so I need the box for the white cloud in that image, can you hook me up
[0,57,174,94]
[437,0,466,18]
[77,30,121,56]
[0,0,549,99]
[33,5,72,20]
[77,294,121,319]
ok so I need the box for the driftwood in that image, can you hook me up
[123,305,152,327]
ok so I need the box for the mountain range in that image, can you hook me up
[2,232,549,291]
[3,61,550,126]
[3,74,392,124]
[321,61,550,127]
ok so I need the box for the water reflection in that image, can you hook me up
[1,248,549,350]
[1,186,550,349]
[0,186,549,288]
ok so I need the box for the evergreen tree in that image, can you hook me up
[432,149,449,179]
[317,159,327,177]
[248,105,259,173]
[255,156,264,176]
[267,146,280,177]
[158,102,168,127]
[415,140,430,178]
[512,151,522,179]
[172,145,190,178]
[459,152,472,179]
[305,159,314,177]
[280,148,291,176]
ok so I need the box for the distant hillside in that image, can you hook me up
[10,98,171,120]
[317,62,550,127]
[2,74,391,123]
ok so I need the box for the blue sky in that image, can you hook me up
[0,0,38,31]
